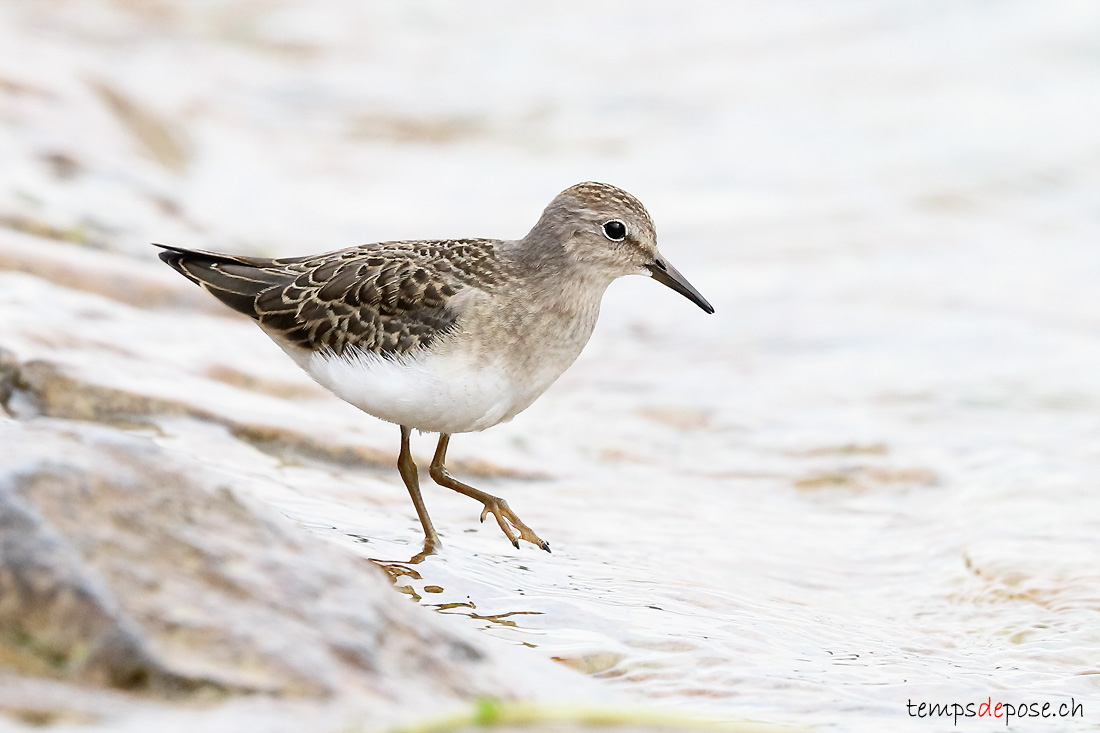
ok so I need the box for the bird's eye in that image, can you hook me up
[602,219,627,241]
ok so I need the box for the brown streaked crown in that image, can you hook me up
[558,182,655,232]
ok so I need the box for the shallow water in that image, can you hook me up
[2,0,1099,730]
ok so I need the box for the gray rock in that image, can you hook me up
[0,418,594,730]
[0,348,16,416]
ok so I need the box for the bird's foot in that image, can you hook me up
[478,497,550,552]
[408,535,441,564]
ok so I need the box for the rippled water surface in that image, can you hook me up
[2,0,1098,729]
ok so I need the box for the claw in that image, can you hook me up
[474,497,548,552]
[431,434,552,553]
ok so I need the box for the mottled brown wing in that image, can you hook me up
[156,241,497,357]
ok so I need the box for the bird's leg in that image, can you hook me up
[398,425,440,551]
[429,433,550,552]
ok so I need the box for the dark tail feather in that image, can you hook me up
[154,244,289,319]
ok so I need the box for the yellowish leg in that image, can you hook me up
[398,425,440,551]
[429,433,550,552]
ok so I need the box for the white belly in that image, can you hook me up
[301,345,523,434]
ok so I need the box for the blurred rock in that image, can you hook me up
[0,229,221,313]
[0,418,591,730]
[0,348,17,416]
[91,82,191,173]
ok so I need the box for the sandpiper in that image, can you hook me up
[157,182,713,553]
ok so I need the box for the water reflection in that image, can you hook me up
[284,412,1099,730]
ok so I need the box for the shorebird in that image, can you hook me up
[157,182,713,553]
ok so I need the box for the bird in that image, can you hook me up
[156,182,713,554]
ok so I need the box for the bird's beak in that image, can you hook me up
[646,258,715,314]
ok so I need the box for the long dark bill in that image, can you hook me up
[647,259,715,314]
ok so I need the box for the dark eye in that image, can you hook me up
[602,219,627,241]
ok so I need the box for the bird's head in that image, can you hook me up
[526,181,714,314]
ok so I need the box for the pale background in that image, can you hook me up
[1,1,1098,730]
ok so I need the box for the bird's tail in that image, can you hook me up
[154,243,290,320]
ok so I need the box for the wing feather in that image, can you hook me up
[155,240,499,357]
